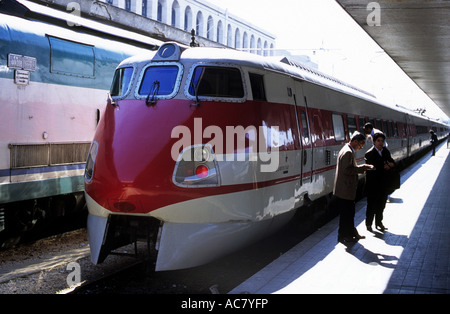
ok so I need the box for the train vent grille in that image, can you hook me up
[9,142,91,169]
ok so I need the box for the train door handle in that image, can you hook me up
[303,150,307,166]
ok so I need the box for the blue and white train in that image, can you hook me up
[0,0,161,247]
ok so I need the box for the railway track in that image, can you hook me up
[0,202,325,294]
[0,229,147,294]
[70,206,328,294]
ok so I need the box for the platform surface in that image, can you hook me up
[230,143,450,294]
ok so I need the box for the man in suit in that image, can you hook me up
[430,130,438,156]
[363,122,387,147]
[334,132,374,243]
[365,132,395,232]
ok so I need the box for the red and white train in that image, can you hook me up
[85,42,448,271]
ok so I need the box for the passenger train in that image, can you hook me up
[0,0,161,247]
[85,41,448,271]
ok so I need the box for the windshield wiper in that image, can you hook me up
[146,80,160,106]
[190,68,205,107]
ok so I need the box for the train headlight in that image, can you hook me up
[193,146,211,163]
[84,141,98,182]
[153,42,183,62]
[172,144,220,187]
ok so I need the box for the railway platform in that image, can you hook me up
[230,142,450,294]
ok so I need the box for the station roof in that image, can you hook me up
[336,0,450,119]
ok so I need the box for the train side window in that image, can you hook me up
[382,120,389,136]
[249,73,266,101]
[347,115,357,138]
[110,67,134,97]
[300,111,310,144]
[332,113,345,142]
[48,36,95,78]
[416,125,428,134]
[188,66,244,99]
[388,121,394,137]
[395,122,399,137]
[359,116,367,132]
[376,119,382,131]
[401,123,406,137]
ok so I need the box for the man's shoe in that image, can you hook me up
[376,224,387,232]
[338,235,357,243]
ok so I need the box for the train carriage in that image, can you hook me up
[85,42,448,271]
[0,0,161,246]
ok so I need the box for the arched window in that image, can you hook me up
[184,6,192,31]
[227,24,233,47]
[242,32,248,51]
[234,28,241,49]
[157,0,164,22]
[264,41,269,56]
[217,20,224,44]
[257,38,262,55]
[207,16,214,40]
[250,35,255,54]
[142,0,148,17]
[171,0,180,28]
[196,11,204,37]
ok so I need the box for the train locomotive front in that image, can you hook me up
[85,43,299,271]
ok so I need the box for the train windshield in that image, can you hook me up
[138,65,179,97]
[110,67,133,97]
[188,66,244,99]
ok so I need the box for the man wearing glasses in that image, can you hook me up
[334,132,374,243]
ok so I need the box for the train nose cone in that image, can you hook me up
[85,99,189,214]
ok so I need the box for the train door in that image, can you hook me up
[292,81,313,185]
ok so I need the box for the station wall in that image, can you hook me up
[101,0,276,55]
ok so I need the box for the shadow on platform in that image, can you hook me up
[384,149,450,294]
[229,143,450,294]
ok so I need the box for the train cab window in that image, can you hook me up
[110,67,133,97]
[249,73,266,101]
[347,115,357,138]
[138,65,181,98]
[332,114,345,142]
[188,66,244,99]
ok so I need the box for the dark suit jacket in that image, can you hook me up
[364,146,395,197]
[333,143,367,201]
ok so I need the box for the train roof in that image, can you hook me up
[178,47,447,125]
[121,45,372,97]
[121,44,384,108]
